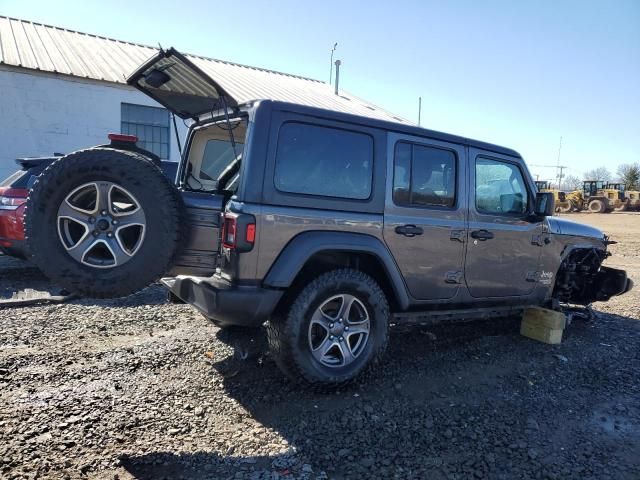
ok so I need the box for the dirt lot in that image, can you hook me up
[1,213,639,479]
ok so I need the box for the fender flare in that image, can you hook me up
[263,231,410,310]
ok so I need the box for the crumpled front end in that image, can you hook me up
[552,246,632,305]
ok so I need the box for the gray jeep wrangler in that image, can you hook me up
[25,49,632,386]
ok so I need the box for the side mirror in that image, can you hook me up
[534,192,555,217]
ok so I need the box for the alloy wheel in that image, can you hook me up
[307,294,370,368]
[57,182,146,269]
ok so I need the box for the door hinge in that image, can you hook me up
[526,271,538,282]
[450,229,466,242]
[445,271,463,284]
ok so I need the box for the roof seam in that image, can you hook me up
[22,21,40,69]
[31,20,56,72]
[8,17,21,66]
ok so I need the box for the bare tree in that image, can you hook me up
[583,167,612,182]
[617,163,640,190]
[561,175,582,191]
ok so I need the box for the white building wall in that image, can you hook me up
[0,66,188,180]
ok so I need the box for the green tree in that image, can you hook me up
[617,163,640,190]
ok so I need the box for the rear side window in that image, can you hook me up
[274,122,373,200]
[393,142,456,208]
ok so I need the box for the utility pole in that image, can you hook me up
[329,43,338,85]
[556,136,564,188]
[418,97,422,126]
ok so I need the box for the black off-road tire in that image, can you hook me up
[267,269,390,387]
[588,199,606,213]
[613,201,628,212]
[24,148,184,298]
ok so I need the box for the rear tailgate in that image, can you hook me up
[168,191,223,276]
[127,48,237,120]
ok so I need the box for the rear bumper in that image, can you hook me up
[161,275,283,328]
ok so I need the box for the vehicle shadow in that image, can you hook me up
[120,309,640,479]
[121,316,527,479]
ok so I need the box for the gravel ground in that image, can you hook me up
[1,213,639,480]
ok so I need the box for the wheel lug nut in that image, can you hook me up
[329,323,334,328]
[101,210,107,216]
[345,326,349,331]
[107,232,113,238]
[329,335,334,340]
[339,337,344,342]
[112,219,118,225]
[93,231,99,237]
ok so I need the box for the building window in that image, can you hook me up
[393,142,456,208]
[121,103,170,158]
[274,122,373,200]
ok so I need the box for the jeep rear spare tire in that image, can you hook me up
[25,148,183,298]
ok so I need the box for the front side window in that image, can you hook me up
[121,103,170,158]
[274,123,373,200]
[393,142,456,208]
[475,158,528,215]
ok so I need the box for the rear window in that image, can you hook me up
[200,139,244,182]
[274,122,373,200]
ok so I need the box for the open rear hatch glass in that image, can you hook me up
[127,48,238,120]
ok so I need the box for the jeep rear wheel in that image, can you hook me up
[25,148,184,298]
[267,269,390,386]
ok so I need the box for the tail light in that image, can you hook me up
[221,212,255,251]
[108,133,138,143]
[0,188,28,210]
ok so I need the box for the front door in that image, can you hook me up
[464,150,543,298]
[383,134,467,301]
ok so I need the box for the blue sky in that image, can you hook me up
[2,0,638,182]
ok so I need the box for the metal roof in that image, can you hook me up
[0,16,410,124]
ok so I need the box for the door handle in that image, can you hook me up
[395,224,423,237]
[470,229,494,241]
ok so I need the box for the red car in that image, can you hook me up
[0,158,57,258]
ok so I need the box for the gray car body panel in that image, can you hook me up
[160,98,627,324]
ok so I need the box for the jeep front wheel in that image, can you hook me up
[267,269,390,386]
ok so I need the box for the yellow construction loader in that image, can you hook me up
[534,181,573,213]
[568,180,620,213]
[604,183,631,212]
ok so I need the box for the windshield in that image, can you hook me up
[185,119,248,192]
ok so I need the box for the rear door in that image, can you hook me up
[127,48,237,120]
[383,134,467,300]
[464,149,542,298]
